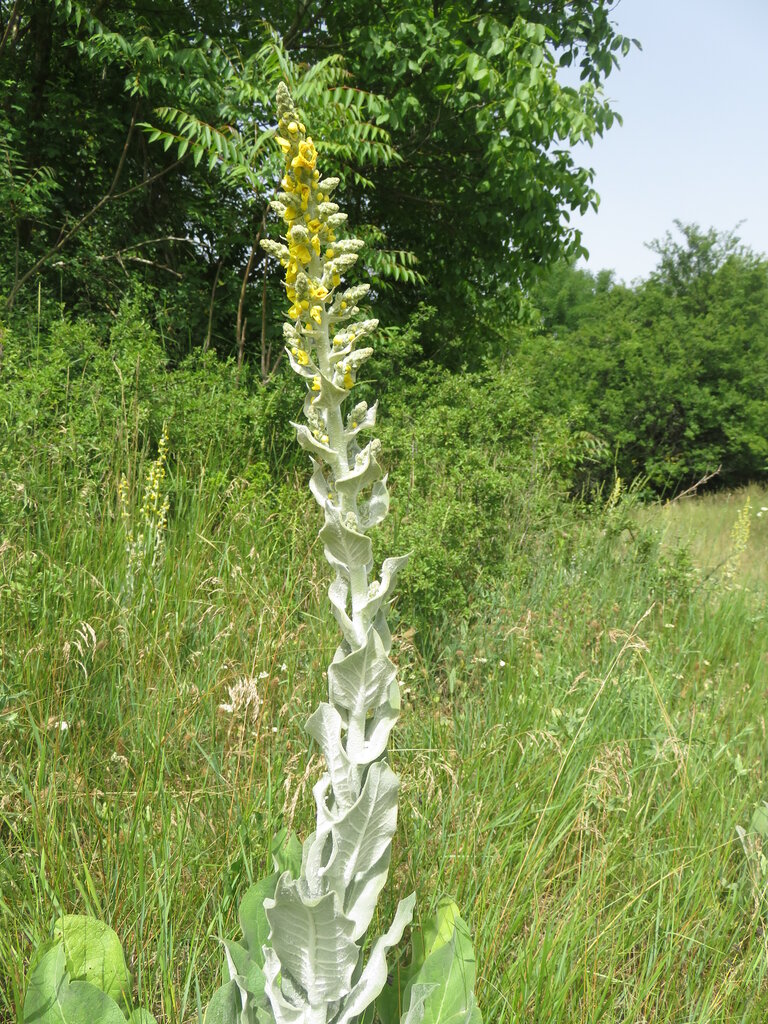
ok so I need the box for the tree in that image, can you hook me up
[519,227,768,492]
[0,0,636,368]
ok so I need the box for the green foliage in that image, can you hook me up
[22,917,156,1024]
[0,1,633,368]
[522,224,768,493]
[377,362,590,627]
[0,293,301,503]
[378,900,481,1024]
[3,307,768,1020]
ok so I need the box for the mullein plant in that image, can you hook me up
[202,84,482,1024]
[21,85,481,1024]
[118,424,171,606]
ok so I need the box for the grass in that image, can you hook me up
[2,442,768,1022]
[655,484,768,589]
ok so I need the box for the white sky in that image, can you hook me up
[567,0,768,283]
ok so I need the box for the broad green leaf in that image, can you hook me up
[379,900,482,1024]
[23,944,67,1024]
[58,982,127,1024]
[54,916,132,1010]
[23,947,126,1024]
[272,830,303,878]
[238,874,278,962]
[222,939,267,1002]
[751,801,768,841]
[422,900,465,958]
[127,1010,158,1024]
[402,924,481,1024]
[203,979,241,1024]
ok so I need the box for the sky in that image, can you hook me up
[567,0,768,284]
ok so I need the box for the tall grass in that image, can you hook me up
[2,405,767,1021]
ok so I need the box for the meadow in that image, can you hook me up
[2,324,767,1021]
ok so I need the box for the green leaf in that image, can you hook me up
[203,979,240,1024]
[127,1010,158,1024]
[23,945,127,1024]
[238,873,278,963]
[379,900,482,1024]
[751,802,768,841]
[23,945,67,1024]
[54,916,132,1010]
[271,829,303,878]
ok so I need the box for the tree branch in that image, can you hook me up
[5,103,141,309]
[0,0,21,59]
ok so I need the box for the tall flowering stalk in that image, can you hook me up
[255,82,415,1024]
[20,82,481,1024]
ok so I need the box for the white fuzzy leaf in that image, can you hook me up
[335,894,417,1024]
[342,846,392,942]
[308,460,330,507]
[335,445,384,500]
[293,423,333,462]
[358,553,409,620]
[322,763,399,897]
[358,478,390,530]
[264,875,358,1005]
[328,629,396,719]
[306,704,361,809]
[320,506,373,575]
[262,949,305,1024]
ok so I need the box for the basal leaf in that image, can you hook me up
[238,875,279,964]
[54,916,132,1010]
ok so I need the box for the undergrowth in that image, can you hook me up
[2,302,767,1021]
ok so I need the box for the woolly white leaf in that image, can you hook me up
[322,762,399,896]
[328,629,396,718]
[334,444,385,502]
[335,894,417,1024]
[264,875,358,1005]
[320,506,373,575]
[358,479,390,531]
[306,704,360,809]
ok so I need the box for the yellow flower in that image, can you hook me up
[311,283,328,300]
[288,304,302,319]
[332,273,341,287]
[311,235,321,256]
[311,376,322,391]
[292,243,312,265]
[343,370,354,389]
[310,306,323,324]
[287,121,298,133]
[276,137,291,153]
